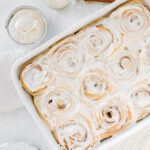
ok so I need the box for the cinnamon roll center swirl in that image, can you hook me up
[114,4,150,36]
[108,52,139,84]
[102,106,121,124]
[89,25,114,53]
[80,69,111,102]
[96,103,125,131]
[119,56,133,71]
[53,41,84,75]
[63,123,88,144]
[123,10,144,31]
[46,88,77,114]
[83,77,106,97]
[20,63,53,94]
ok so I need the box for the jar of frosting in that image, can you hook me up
[6,6,46,45]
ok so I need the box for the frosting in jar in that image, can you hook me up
[7,7,45,44]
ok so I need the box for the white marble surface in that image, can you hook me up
[0,0,150,150]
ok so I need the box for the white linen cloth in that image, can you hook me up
[0,49,29,113]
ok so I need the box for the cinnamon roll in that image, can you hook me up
[34,85,78,126]
[83,24,122,58]
[128,79,150,121]
[92,97,132,140]
[111,3,150,37]
[107,49,139,86]
[51,40,84,76]
[52,114,96,150]
[79,68,112,103]
[20,59,55,95]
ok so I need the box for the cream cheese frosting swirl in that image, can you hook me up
[52,114,96,150]
[51,40,85,76]
[82,23,122,59]
[106,48,140,86]
[20,58,55,95]
[111,4,150,37]
[79,67,112,103]
[92,97,132,140]
[34,84,78,126]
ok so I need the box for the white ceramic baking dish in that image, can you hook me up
[11,0,150,149]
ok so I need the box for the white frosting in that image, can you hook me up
[21,57,56,94]
[8,8,45,44]
[21,2,150,150]
[106,48,140,86]
[51,40,84,76]
[94,97,132,135]
[127,79,150,120]
[111,4,150,36]
[79,66,111,103]
[34,84,79,127]
[53,115,96,150]
[82,21,122,59]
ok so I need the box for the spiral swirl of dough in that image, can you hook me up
[52,115,96,150]
[93,97,132,140]
[34,85,78,126]
[79,68,112,103]
[107,49,139,85]
[83,24,122,58]
[111,4,150,36]
[20,59,55,95]
[52,40,84,76]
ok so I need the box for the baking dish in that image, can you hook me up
[11,0,150,149]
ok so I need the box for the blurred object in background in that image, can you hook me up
[85,0,115,3]
[44,0,70,9]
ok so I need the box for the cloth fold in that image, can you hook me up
[0,49,29,113]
